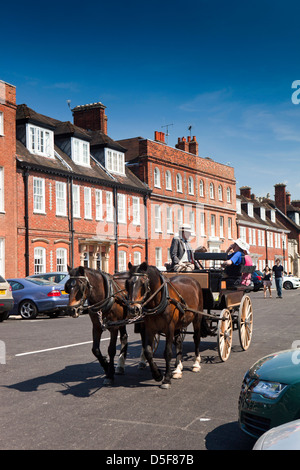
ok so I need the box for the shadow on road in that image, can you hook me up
[205,421,255,450]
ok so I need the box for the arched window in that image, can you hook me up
[188,176,194,195]
[210,183,214,199]
[227,187,231,203]
[165,170,172,190]
[176,173,182,192]
[154,167,161,188]
[199,179,204,197]
[218,185,223,201]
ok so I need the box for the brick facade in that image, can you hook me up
[0,81,17,278]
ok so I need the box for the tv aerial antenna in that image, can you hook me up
[188,125,192,137]
[161,123,173,144]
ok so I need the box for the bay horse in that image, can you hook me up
[126,262,204,389]
[65,265,130,386]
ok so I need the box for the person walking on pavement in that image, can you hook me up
[263,265,272,298]
[272,259,284,298]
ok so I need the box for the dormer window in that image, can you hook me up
[26,124,54,158]
[260,207,266,221]
[270,209,276,223]
[295,212,300,225]
[105,148,125,175]
[71,137,90,166]
[248,203,254,217]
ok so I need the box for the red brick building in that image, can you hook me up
[118,132,237,268]
[0,81,17,278]
[236,186,289,272]
[15,102,150,276]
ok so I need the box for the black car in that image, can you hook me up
[252,270,263,291]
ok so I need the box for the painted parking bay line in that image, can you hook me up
[15,337,110,357]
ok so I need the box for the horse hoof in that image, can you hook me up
[172,372,182,379]
[160,383,171,390]
[138,361,147,370]
[103,378,114,386]
[115,366,125,375]
[192,365,201,373]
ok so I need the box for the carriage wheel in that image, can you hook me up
[217,309,233,362]
[238,295,253,351]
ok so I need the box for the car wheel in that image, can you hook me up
[19,300,38,319]
[0,311,9,322]
[283,281,293,290]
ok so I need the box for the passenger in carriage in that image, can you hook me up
[168,224,201,272]
[221,238,252,287]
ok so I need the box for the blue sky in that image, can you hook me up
[2,0,300,199]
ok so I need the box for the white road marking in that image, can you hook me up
[15,337,110,357]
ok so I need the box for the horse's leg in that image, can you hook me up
[138,323,147,369]
[116,326,128,375]
[103,328,118,386]
[160,327,175,389]
[192,314,201,373]
[90,315,109,375]
[172,329,183,379]
[143,328,163,383]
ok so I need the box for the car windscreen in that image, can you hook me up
[26,278,54,286]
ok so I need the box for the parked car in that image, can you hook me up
[239,349,300,439]
[253,419,300,450]
[0,275,14,322]
[7,277,70,319]
[282,275,300,290]
[27,272,69,287]
[251,270,263,291]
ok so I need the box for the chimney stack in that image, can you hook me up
[274,183,287,214]
[286,191,291,206]
[154,131,165,143]
[175,135,198,154]
[72,102,108,134]
[240,186,251,199]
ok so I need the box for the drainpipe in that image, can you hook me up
[67,176,74,268]
[113,186,118,273]
[23,169,30,276]
[144,193,149,262]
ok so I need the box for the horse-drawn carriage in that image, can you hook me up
[66,252,255,388]
[163,252,254,362]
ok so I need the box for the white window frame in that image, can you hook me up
[72,184,80,218]
[218,185,223,201]
[188,176,194,195]
[199,180,204,197]
[118,251,126,272]
[106,191,114,222]
[133,251,141,265]
[155,247,162,269]
[117,194,126,224]
[260,207,266,221]
[220,216,224,238]
[56,181,67,216]
[34,247,46,274]
[71,137,90,166]
[95,189,103,221]
[165,170,172,190]
[200,212,205,236]
[132,197,140,225]
[167,207,173,234]
[228,217,232,239]
[56,248,67,272]
[248,203,254,217]
[189,211,195,234]
[154,167,161,188]
[105,148,125,175]
[240,226,246,242]
[176,173,183,193]
[227,187,231,203]
[26,124,54,158]
[155,205,162,232]
[33,177,45,214]
[177,208,183,233]
[236,199,241,214]
[210,183,214,199]
[0,112,4,136]
[210,214,215,237]
[84,187,92,219]
[0,167,4,212]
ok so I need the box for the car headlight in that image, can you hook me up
[252,381,287,399]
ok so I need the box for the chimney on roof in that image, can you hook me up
[72,102,108,134]
[240,186,251,199]
[286,191,291,206]
[274,183,287,214]
[175,136,198,155]
[154,131,165,143]
[291,200,300,208]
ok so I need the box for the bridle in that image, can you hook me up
[126,272,151,315]
[66,275,92,316]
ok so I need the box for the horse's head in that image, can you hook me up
[126,261,151,317]
[65,265,92,318]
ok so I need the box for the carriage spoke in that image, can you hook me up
[217,309,232,362]
[238,295,253,351]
